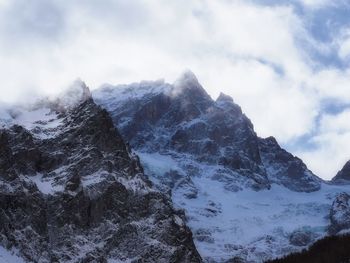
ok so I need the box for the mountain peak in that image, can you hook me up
[172,70,211,102]
[54,79,92,111]
[216,92,233,103]
[174,70,199,86]
[332,160,350,183]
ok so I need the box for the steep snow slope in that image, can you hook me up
[0,81,201,262]
[93,72,350,262]
[136,151,349,262]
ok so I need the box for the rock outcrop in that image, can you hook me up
[329,192,350,234]
[259,137,321,192]
[0,82,201,262]
[332,160,350,184]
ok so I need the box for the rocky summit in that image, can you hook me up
[0,81,201,263]
[332,160,350,184]
[94,71,320,193]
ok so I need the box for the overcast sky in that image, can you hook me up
[1,0,350,179]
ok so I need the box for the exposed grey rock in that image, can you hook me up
[194,229,214,244]
[332,160,350,184]
[329,192,350,234]
[259,137,321,192]
[216,92,234,104]
[0,83,201,262]
[289,230,316,247]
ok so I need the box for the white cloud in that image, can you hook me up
[338,29,350,59]
[0,0,9,6]
[298,0,332,8]
[1,0,350,179]
[306,68,350,102]
[193,57,318,142]
[320,110,350,133]
[298,132,350,180]
[296,110,350,179]
[298,140,346,180]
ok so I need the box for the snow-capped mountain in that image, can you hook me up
[0,72,349,263]
[0,81,201,262]
[94,71,320,193]
[93,71,350,262]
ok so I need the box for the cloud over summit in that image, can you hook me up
[1,0,350,179]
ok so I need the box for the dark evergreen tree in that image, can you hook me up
[266,234,350,263]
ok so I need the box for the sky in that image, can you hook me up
[1,0,350,179]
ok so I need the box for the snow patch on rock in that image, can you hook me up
[0,247,25,263]
[139,150,350,262]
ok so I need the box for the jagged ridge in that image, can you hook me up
[0,83,201,262]
[332,161,350,184]
[93,71,350,262]
[94,71,320,193]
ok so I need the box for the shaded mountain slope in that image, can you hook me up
[94,71,320,193]
[332,160,350,184]
[0,81,201,263]
[93,72,340,262]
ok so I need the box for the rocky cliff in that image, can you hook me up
[0,81,201,262]
[332,161,350,184]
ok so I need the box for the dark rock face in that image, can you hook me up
[93,72,320,192]
[259,137,321,192]
[0,84,201,262]
[0,125,41,179]
[332,161,350,184]
[329,192,350,234]
[289,230,316,247]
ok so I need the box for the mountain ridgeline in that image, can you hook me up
[93,71,321,193]
[332,160,350,184]
[0,81,201,262]
[0,72,349,262]
[93,71,350,262]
